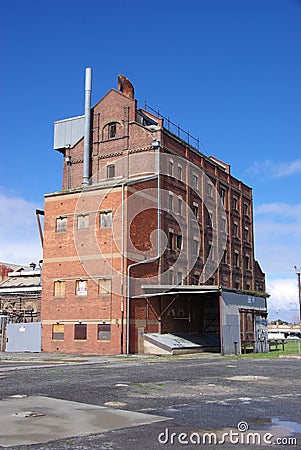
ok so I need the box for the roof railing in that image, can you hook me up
[144,102,201,151]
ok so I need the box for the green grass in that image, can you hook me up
[238,339,301,359]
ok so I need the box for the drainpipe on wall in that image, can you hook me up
[126,140,161,355]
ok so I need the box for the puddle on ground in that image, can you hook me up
[249,417,301,434]
[272,418,301,433]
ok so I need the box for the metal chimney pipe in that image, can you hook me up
[82,67,92,186]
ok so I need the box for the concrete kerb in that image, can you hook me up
[0,351,221,365]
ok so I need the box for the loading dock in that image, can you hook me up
[131,285,268,355]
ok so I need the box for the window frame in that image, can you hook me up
[77,214,89,230]
[52,323,64,340]
[108,122,117,139]
[56,216,67,233]
[74,323,87,340]
[99,210,112,228]
[75,279,88,296]
[98,277,112,295]
[97,324,111,341]
[53,280,66,298]
[107,164,115,179]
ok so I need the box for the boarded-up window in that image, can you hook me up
[52,324,64,340]
[77,214,89,230]
[98,278,111,295]
[98,324,111,340]
[76,280,87,296]
[74,324,87,340]
[56,217,67,233]
[54,281,66,297]
[100,211,112,228]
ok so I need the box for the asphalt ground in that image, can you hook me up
[0,353,300,449]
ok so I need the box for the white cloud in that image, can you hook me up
[0,192,43,265]
[266,278,300,323]
[255,202,301,322]
[249,157,301,179]
[254,202,301,278]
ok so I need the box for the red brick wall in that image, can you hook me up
[44,78,264,354]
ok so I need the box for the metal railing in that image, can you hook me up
[144,102,201,151]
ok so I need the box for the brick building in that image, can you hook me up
[41,70,267,355]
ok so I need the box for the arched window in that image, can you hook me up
[108,122,116,139]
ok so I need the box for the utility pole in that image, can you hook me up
[294,266,301,324]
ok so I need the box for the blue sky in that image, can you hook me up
[1,0,300,322]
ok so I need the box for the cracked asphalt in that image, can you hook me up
[0,353,300,449]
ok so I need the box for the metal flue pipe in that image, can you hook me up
[82,67,92,186]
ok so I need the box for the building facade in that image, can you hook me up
[41,71,266,355]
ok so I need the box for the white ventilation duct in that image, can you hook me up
[82,67,92,186]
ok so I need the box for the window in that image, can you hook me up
[243,202,249,216]
[108,123,117,139]
[207,211,213,227]
[193,273,200,286]
[234,251,239,268]
[76,280,87,296]
[54,281,65,297]
[77,214,89,230]
[98,324,111,340]
[220,188,226,205]
[168,231,174,251]
[168,160,173,176]
[167,270,174,285]
[177,165,182,181]
[176,234,182,250]
[56,217,67,233]
[74,324,87,340]
[100,211,112,228]
[222,249,227,264]
[192,202,198,219]
[52,324,64,340]
[192,174,198,189]
[244,227,249,241]
[207,183,213,197]
[207,242,212,259]
[233,197,238,211]
[98,278,111,295]
[176,271,183,285]
[192,239,199,256]
[168,194,173,211]
[233,222,239,238]
[178,197,182,214]
[107,164,115,178]
[221,218,227,232]
[245,255,250,270]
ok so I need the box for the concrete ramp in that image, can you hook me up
[144,333,220,355]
